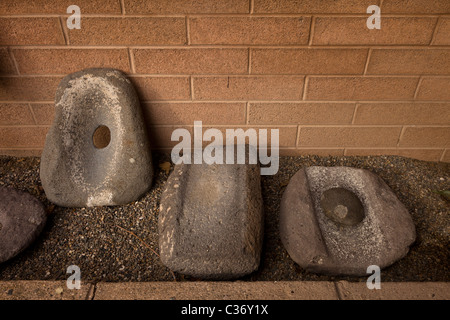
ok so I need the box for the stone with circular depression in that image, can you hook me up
[320,187,365,226]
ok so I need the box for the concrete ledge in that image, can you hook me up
[0,281,448,300]
[0,280,94,300]
[93,281,338,300]
[336,281,450,300]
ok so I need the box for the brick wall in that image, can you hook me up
[0,0,449,162]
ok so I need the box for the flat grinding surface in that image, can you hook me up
[280,166,416,276]
[0,154,448,282]
[159,162,263,279]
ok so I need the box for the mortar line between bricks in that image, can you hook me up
[2,100,450,104]
[27,103,38,125]
[58,16,69,45]
[296,126,301,147]
[139,100,450,104]
[0,13,448,18]
[342,147,445,150]
[0,11,450,19]
[119,0,125,15]
[190,76,194,100]
[439,150,447,162]
[247,48,251,74]
[245,102,249,124]
[429,16,441,45]
[413,77,424,99]
[351,103,359,124]
[185,16,190,45]
[7,47,20,75]
[302,76,309,100]
[250,0,254,14]
[127,48,136,73]
[396,126,406,147]
[333,282,343,300]
[363,48,372,75]
[5,45,450,50]
[307,16,315,46]
[12,72,450,77]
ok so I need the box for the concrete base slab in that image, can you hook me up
[336,281,450,300]
[0,280,93,300]
[1,281,448,300]
[93,281,338,300]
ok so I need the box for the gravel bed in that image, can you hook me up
[0,154,448,282]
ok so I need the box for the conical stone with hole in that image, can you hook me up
[0,187,47,264]
[40,68,153,207]
[159,154,264,280]
[279,166,416,276]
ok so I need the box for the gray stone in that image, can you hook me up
[40,68,153,207]
[280,166,416,276]
[0,187,47,264]
[158,160,264,279]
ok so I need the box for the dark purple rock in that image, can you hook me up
[0,187,47,264]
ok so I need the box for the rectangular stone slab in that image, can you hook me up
[158,162,263,279]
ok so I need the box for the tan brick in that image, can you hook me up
[0,103,34,125]
[442,150,450,162]
[31,104,54,125]
[189,17,310,45]
[129,76,191,101]
[251,49,367,75]
[201,126,298,148]
[280,148,344,156]
[143,102,245,125]
[0,18,65,45]
[153,125,297,148]
[193,76,304,101]
[305,77,418,101]
[432,18,450,45]
[125,0,249,14]
[0,76,62,101]
[416,77,450,100]
[0,48,16,75]
[0,126,48,148]
[399,127,450,148]
[367,49,450,75]
[354,103,450,125]
[298,126,402,147]
[312,17,436,45]
[68,18,186,45]
[248,102,354,125]
[133,49,248,75]
[254,0,379,13]
[147,126,193,148]
[382,0,450,14]
[12,49,131,75]
[0,0,121,14]
[345,148,444,162]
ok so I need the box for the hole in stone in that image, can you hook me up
[93,125,111,149]
[320,187,365,226]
